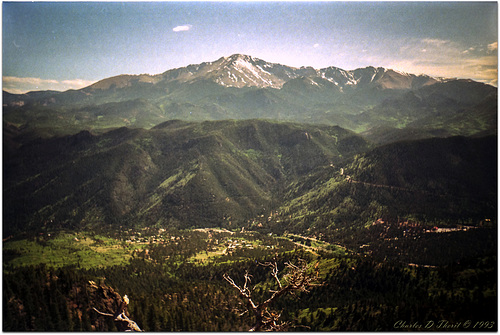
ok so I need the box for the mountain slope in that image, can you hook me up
[265,135,496,239]
[3,119,368,234]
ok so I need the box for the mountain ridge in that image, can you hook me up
[264,134,497,245]
[80,54,443,92]
[3,119,370,234]
[3,53,496,146]
[5,54,444,97]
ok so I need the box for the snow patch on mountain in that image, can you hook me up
[157,54,441,91]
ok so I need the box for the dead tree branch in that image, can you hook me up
[223,259,321,331]
[89,281,143,331]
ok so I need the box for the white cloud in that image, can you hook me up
[3,76,95,94]
[313,43,320,48]
[462,47,475,54]
[376,38,498,85]
[61,79,96,87]
[4,76,59,86]
[420,38,449,47]
[172,25,192,32]
[487,42,497,52]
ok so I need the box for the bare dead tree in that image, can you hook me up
[89,280,143,331]
[223,259,321,331]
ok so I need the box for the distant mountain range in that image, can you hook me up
[3,54,497,146]
[105,53,439,90]
[3,54,497,245]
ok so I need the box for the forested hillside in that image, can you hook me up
[4,119,368,235]
[4,124,497,331]
[259,135,496,264]
[4,247,496,331]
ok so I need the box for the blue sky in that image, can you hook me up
[3,1,498,93]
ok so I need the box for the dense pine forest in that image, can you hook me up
[3,226,497,331]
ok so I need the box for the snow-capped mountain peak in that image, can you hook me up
[157,54,440,90]
[204,54,293,88]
